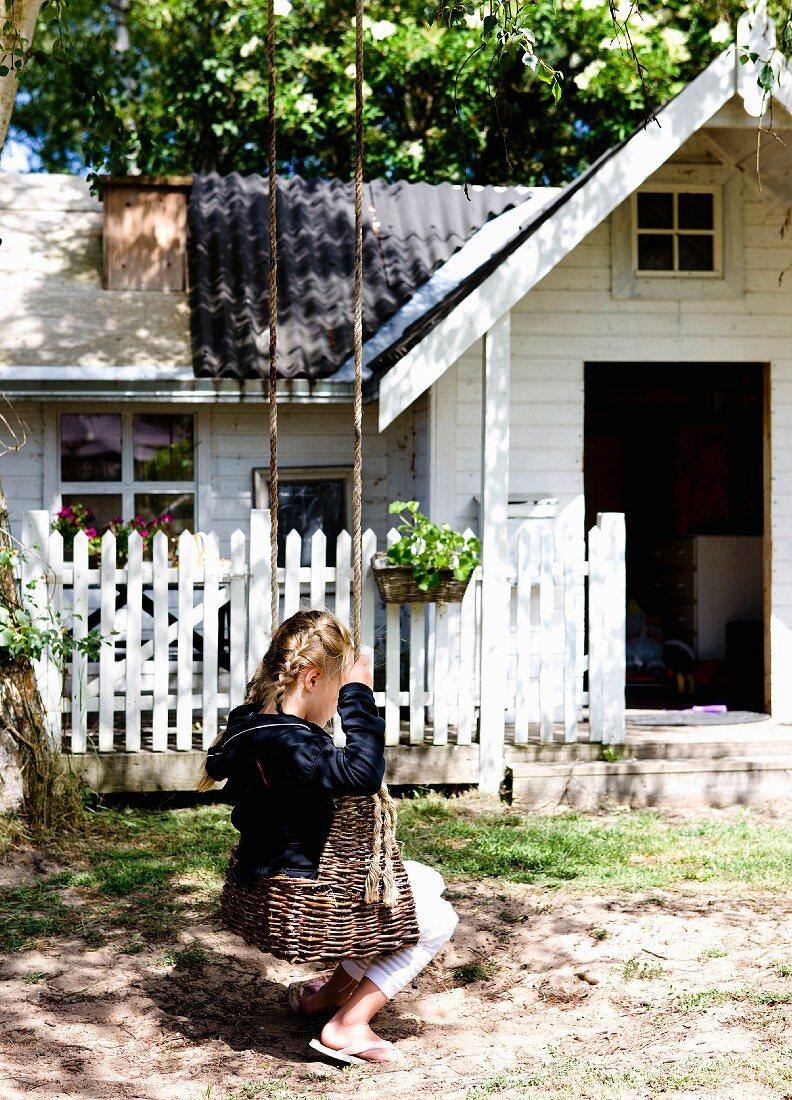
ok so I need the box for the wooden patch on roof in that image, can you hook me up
[103,180,190,292]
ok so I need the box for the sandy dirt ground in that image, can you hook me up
[1,842,791,1099]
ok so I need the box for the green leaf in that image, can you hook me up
[758,62,775,92]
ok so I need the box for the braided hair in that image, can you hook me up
[245,609,353,714]
[196,609,352,792]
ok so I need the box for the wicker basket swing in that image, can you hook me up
[221,792,420,964]
[218,8,418,967]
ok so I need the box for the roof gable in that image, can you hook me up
[379,7,790,428]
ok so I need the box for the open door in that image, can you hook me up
[584,362,765,713]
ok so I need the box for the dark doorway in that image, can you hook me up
[584,363,765,711]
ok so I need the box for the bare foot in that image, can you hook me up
[319,1020,402,1063]
[295,975,358,1018]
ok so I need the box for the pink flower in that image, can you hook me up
[84,527,97,538]
[140,529,150,539]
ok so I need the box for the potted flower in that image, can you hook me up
[51,507,174,564]
[52,503,101,559]
[372,501,481,604]
[105,512,174,563]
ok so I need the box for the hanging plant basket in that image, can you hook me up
[371,552,471,604]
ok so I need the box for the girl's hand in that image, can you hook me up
[342,648,373,689]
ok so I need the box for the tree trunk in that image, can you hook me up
[0,0,45,151]
[0,474,82,828]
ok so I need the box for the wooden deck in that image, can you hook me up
[68,711,792,807]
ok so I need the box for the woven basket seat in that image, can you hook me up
[221,792,420,964]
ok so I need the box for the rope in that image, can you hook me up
[352,0,364,656]
[267,0,279,632]
[350,0,400,911]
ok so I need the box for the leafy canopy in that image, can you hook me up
[7,0,785,185]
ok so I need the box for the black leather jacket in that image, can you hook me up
[205,682,385,880]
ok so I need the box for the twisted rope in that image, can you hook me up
[364,784,400,908]
[267,0,279,632]
[350,0,399,909]
[352,0,364,656]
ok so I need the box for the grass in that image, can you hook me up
[464,1050,792,1099]
[195,1084,315,1100]
[452,961,497,985]
[672,985,792,1014]
[161,943,208,973]
[0,804,236,953]
[396,794,792,891]
[1,795,791,957]
[622,956,666,980]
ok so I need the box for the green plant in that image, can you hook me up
[623,955,665,980]
[452,961,497,985]
[386,500,481,592]
[601,746,623,763]
[163,943,207,974]
[0,545,108,668]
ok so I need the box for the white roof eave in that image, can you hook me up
[330,187,560,384]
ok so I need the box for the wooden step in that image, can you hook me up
[509,755,792,811]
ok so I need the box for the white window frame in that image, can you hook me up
[252,466,353,532]
[632,184,722,278]
[57,410,197,524]
[611,165,744,301]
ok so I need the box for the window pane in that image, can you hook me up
[60,414,122,482]
[277,480,346,566]
[637,233,673,270]
[637,192,673,229]
[133,414,194,481]
[134,492,194,541]
[60,494,123,534]
[678,192,713,230]
[678,234,714,271]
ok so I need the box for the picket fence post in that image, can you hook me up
[588,513,626,744]
[202,531,221,750]
[70,530,89,754]
[152,530,169,751]
[125,531,143,752]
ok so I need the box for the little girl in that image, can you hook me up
[197,609,458,1065]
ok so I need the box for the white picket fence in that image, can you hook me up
[19,508,626,782]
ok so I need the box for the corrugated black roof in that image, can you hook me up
[187,174,532,380]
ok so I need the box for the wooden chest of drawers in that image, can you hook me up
[653,536,762,659]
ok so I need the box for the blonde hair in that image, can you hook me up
[196,609,353,792]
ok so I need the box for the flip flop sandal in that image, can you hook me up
[308,1038,401,1066]
[286,977,327,1017]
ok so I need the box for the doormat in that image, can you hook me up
[627,710,770,726]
